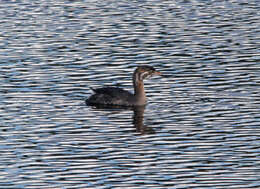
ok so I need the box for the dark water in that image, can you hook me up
[1,0,260,188]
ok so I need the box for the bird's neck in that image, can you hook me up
[133,73,146,105]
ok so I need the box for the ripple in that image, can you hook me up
[0,0,260,188]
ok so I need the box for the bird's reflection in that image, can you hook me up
[132,106,155,135]
[88,104,155,135]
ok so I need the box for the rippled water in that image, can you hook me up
[1,0,260,188]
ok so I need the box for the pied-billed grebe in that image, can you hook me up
[86,65,161,106]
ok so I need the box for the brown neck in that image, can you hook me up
[134,81,145,96]
[133,72,146,105]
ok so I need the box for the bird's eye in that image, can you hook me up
[140,71,150,80]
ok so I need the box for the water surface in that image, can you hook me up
[0,0,259,188]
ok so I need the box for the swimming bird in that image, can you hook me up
[86,65,161,106]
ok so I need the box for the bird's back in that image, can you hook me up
[86,87,135,106]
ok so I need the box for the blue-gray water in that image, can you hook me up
[1,0,260,188]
